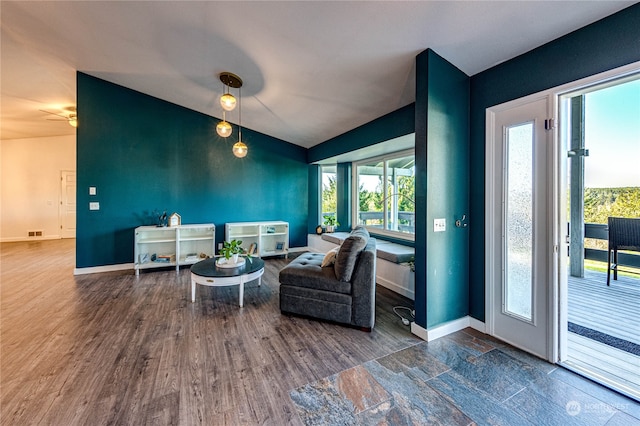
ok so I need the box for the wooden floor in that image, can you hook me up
[0,239,420,425]
[567,269,640,400]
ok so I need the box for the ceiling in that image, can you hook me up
[1,1,635,147]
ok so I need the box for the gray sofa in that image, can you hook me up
[279,227,376,331]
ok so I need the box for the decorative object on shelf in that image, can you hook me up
[215,72,248,158]
[266,226,276,234]
[315,225,324,235]
[184,252,199,262]
[169,212,181,227]
[248,243,257,256]
[154,209,168,227]
[323,214,339,233]
[276,241,284,251]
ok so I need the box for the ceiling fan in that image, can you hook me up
[40,106,78,128]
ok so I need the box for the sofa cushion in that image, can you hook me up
[334,227,369,282]
[376,241,415,264]
[279,252,352,294]
[321,246,340,267]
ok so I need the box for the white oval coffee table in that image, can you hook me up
[190,257,265,307]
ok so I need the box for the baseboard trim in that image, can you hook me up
[74,263,133,275]
[469,316,486,333]
[2,235,61,243]
[410,316,487,341]
[376,276,415,300]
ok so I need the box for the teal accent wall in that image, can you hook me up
[307,104,415,164]
[76,73,308,268]
[468,4,640,321]
[415,49,470,329]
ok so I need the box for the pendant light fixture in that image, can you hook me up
[232,84,248,158]
[216,72,248,158]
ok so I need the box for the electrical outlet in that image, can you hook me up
[434,218,446,232]
[89,187,97,195]
[89,202,100,210]
[218,243,223,250]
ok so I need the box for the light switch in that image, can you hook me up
[89,202,100,210]
[89,187,97,195]
[434,218,446,232]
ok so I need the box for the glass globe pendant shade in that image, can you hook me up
[232,141,248,158]
[68,117,78,128]
[216,120,232,137]
[220,93,237,111]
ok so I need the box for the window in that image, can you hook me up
[321,165,337,225]
[355,150,415,238]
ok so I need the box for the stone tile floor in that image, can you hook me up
[290,328,640,425]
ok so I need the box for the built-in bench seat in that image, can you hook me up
[310,232,415,299]
[320,232,414,264]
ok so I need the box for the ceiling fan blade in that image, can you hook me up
[39,109,68,119]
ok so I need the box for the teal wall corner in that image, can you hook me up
[415,49,470,329]
[76,72,308,268]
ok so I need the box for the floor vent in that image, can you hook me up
[27,230,43,237]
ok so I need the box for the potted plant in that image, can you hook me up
[220,239,245,264]
[323,215,339,233]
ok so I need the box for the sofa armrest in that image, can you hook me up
[350,238,377,329]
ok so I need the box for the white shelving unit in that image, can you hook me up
[134,223,215,275]
[225,221,288,258]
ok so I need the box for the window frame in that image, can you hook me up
[320,165,337,225]
[352,148,415,241]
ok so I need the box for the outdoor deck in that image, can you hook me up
[567,268,640,400]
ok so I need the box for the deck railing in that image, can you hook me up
[584,222,640,268]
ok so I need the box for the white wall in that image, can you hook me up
[1,135,76,242]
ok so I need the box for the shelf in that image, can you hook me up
[136,261,177,269]
[225,221,289,259]
[134,223,214,275]
[137,237,176,244]
[179,236,214,242]
[228,233,259,238]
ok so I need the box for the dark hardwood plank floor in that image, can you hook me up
[1,239,419,425]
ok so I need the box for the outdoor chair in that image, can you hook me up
[607,217,640,286]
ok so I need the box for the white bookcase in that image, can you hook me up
[225,221,289,258]
[134,223,215,275]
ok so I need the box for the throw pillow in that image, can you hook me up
[334,232,368,282]
[321,246,340,267]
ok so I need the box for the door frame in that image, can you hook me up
[485,60,640,364]
[59,169,76,239]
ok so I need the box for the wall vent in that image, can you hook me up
[27,230,43,237]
